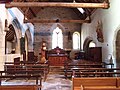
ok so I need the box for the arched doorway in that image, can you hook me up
[24,29,32,61]
[116,29,120,67]
[5,24,17,54]
[83,37,94,59]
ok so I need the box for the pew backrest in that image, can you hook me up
[82,87,120,90]
[0,85,38,90]
[72,77,117,90]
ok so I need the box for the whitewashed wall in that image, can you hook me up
[81,0,120,66]
[0,5,34,70]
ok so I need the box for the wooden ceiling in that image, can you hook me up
[3,0,109,40]
[5,0,109,23]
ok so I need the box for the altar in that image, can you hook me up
[48,54,68,66]
[47,47,70,66]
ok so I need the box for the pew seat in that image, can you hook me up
[0,85,38,90]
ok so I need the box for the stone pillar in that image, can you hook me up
[0,33,6,71]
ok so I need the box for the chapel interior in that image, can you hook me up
[0,0,120,90]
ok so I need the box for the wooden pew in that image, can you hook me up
[71,67,120,71]
[64,59,104,79]
[82,87,120,90]
[0,74,42,90]
[75,72,120,77]
[0,73,42,85]
[81,78,120,90]
[4,63,49,81]
[117,78,120,88]
[72,77,117,90]
[64,64,103,79]
[5,60,49,65]
[72,68,120,77]
[0,85,38,90]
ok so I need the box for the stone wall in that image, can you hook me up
[34,7,81,59]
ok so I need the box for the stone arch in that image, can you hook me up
[5,24,21,54]
[25,29,32,52]
[11,24,21,54]
[83,36,95,59]
[83,37,94,51]
[114,25,120,68]
[10,18,22,54]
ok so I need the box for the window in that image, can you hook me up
[73,32,80,50]
[77,8,85,14]
[52,27,63,49]
[89,41,96,47]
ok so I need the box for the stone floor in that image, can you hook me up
[42,74,72,90]
[1,66,72,90]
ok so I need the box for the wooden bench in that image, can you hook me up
[0,73,42,85]
[117,78,120,88]
[72,77,117,90]
[4,63,49,81]
[72,68,120,77]
[81,87,120,90]
[64,64,104,79]
[64,60,103,79]
[0,85,38,90]
[80,78,120,90]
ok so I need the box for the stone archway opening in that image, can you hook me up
[5,24,17,54]
[116,29,120,67]
[83,37,94,59]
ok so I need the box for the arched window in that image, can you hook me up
[52,27,63,49]
[89,41,96,47]
[73,32,80,50]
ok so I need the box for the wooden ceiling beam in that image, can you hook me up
[24,19,91,23]
[5,2,109,9]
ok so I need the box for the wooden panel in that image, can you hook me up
[72,77,117,90]
[83,87,120,90]
[88,47,102,62]
[48,55,68,66]
[14,57,20,65]
[28,52,34,62]
[117,78,120,88]
[0,85,38,90]
[6,2,109,9]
